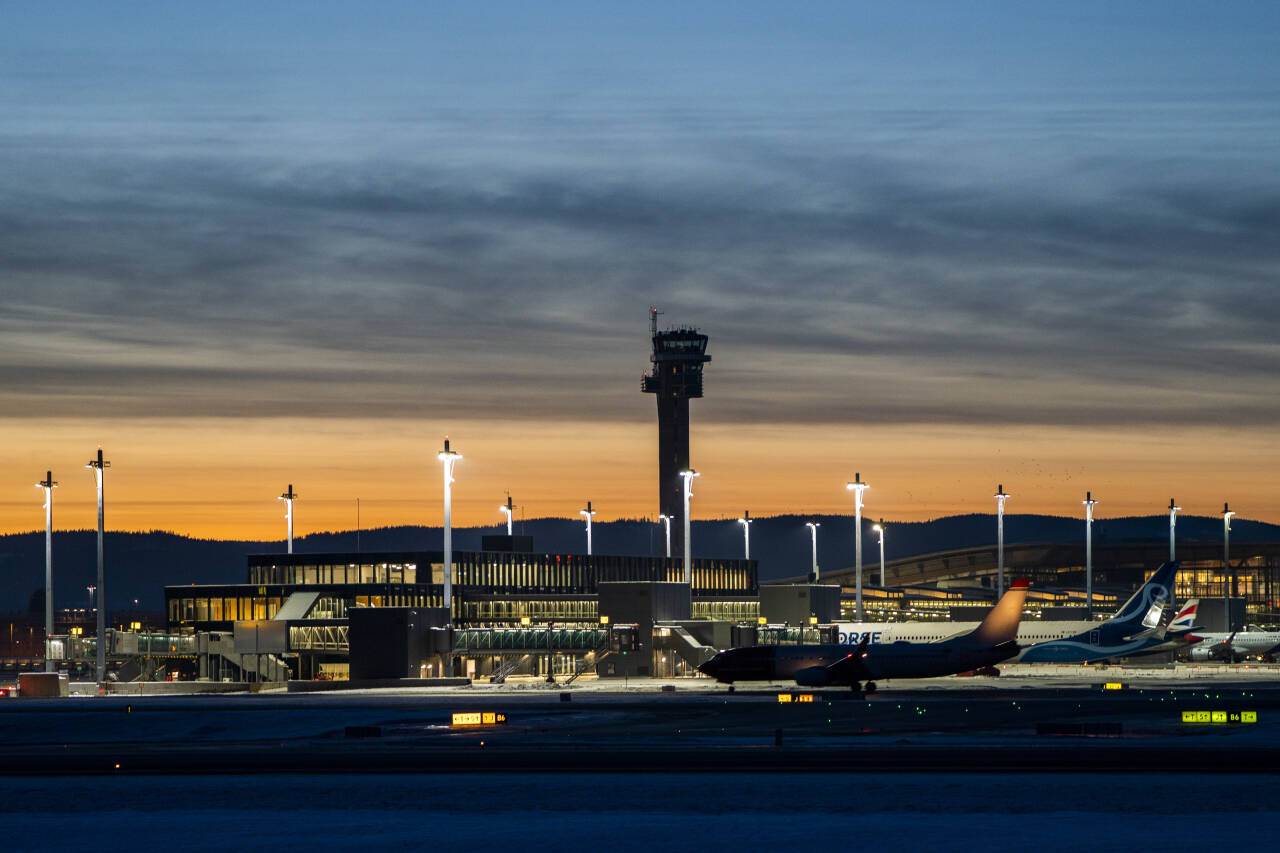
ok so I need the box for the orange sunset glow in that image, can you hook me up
[2,418,1274,540]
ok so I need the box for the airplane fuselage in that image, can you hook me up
[699,638,1020,686]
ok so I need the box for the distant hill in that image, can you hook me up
[2,513,1277,613]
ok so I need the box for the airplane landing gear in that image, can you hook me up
[864,681,878,693]
[850,681,862,693]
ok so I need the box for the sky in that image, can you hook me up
[1,2,1278,539]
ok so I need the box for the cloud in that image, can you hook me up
[1,10,1278,429]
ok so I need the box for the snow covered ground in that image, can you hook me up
[2,773,1275,853]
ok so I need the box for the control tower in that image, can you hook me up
[641,308,710,555]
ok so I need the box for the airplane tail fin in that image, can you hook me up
[968,578,1030,646]
[1112,561,1179,624]
[1168,599,1200,634]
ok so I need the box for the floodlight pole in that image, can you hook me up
[679,470,699,585]
[1083,491,1098,620]
[995,484,1010,598]
[658,514,672,559]
[36,471,57,672]
[500,495,514,536]
[1168,498,1181,612]
[86,449,110,684]
[437,438,462,614]
[1223,502,1235,632]
[846,473,869,621]
[874,518,886,588]
[278,484,297,554]
[738,510,752,561]
[805,522,820,580]
[580,501,597,556]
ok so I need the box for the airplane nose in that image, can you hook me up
[697,654,721,678]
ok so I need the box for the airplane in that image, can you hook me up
[836,564,1184,652]
[696,578,1030,692]
[1017,561,1185,663]
[1169,599,1280,662]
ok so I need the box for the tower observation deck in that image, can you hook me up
[641,308,710,555]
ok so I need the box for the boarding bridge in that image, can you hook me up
[46,631,200,681]
[453,627,609,654]
[653,624,718,670]
[197,631,291,683]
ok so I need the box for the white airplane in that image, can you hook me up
[837,562,1193,662]
[1169,599,1280,662]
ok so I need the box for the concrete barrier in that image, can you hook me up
[288,677,471,692]
[103,681,282,695]
[18,673,69,697]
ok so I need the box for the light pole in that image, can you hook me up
[437,437,462,614]
[1168,498,1181,612]
[500,495,514,536]
[846,472,870,621]
[805,522,820,580]
[679,469,699,585]
[994,484,1010,598]
[278,484,297,554]
[738,510,752,561]
[1223,502,1236,632]
[36,471,57,672]
[658,514,672,560]
[86,449,109,683]
[872,518,886,588]
[580,501,597,556]
[1083,491,1098,620]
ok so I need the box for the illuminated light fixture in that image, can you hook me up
[278,484,298,555]
[36,471,57,673]
[86,448,109,684]
[499,495,515,536]
[580,501,597,556]
[872,518,886,588]
[679,470,699,584]
[437,437,462,613]
[1083,491,1098,620]
[994,484,1010,598]
[658,514,672,559]
[805,522,820,580]
[846,472,870,621]
[737,510,752,561]
[1223,502,1236,633]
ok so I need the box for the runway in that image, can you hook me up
[2,668,1279,774]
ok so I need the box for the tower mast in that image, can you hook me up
[641,308,710,556]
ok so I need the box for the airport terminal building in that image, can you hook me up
[159,532,1280,683]
[164,537,766,681]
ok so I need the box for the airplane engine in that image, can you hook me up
[794,666,831,687]
[1189,645,1234,662]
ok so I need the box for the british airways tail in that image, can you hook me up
[1168,599,1202,636]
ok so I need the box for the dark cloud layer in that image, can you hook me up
[2,3,1278,428]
